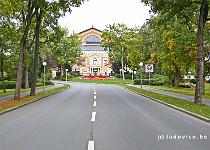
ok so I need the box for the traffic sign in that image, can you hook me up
[145,64,154,73]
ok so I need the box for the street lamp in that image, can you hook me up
[139,62,143,89]
[119,69,122,77]
[42,62,47,91]
[65,69,68,81]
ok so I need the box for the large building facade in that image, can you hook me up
[72,27,112,76]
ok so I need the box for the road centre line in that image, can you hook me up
[94,95,96,99]
[94,91,96,95]
[93,101,96,107]
[88,140,94,150]
[91,112,96,122]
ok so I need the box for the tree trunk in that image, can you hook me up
[121,47,125,82]
[30,5,42,96]
[174,67,181,88]
[194,0,207,103]
[0,50,6,93]
[61,65,64,77]
[22,68,29,89]
[14,0,34,100]
[121,56,125,82]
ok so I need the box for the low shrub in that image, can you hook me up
[134,79,165,86]
[179,82,191,88]
[115,73,135,79]
[134,74,169,86]
[0,80,52,90]
[115,74,121,78]
[0,81,16,89]
[190,79,197,84]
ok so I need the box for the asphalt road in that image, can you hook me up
[0,82,210,150]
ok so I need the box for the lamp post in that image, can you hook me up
[139,62,143,89]
[42,62,47,91]
[65,69,68,81]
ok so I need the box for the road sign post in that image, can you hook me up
[145,64,154,86]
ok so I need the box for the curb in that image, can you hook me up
[121,86,210,123]
[0,85,70,116]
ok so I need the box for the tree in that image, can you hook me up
[14,0,35,99]
[141,0,210,103]
[102,23,131,82]
[53,32,81,76]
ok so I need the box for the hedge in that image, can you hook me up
[0,80,53,90]
[0,81,16,89]
[134,79,165,86]
[115,73,135,79]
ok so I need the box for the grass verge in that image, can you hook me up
[70,77,133,85]
[0,84,70,114]
[144,84,210,100]
[123,85,210,120]
[0,85,52,97]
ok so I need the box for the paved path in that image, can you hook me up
[0,82,63,103]
[130,84,210,106]
[0,81,209,150]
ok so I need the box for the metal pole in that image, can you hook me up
[66,71,67,81]
[149,72,151,86]
[141,67,142,89]
[132,70,134,81]
[44,65,46,91]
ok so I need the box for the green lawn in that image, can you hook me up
[124,85,210,120]
[0,85,52,97]
[70,77,133,85]
[144,84,210,99]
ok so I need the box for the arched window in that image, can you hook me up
[84,35,101,44]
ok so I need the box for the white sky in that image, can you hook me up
[58,0,151,34]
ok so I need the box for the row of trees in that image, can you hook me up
[0,0,84,100]
[102,1,210,103]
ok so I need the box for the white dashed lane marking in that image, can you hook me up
[93,101,96,107]
[88,140,94,150]
[91,112,96,122]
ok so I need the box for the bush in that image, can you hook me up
[134,79,165,86]
[190,79,197,84]
[115,73,135,79]
[134,79,141,85]
[0,81,16,89]
[134,74,170,86]
[179,82,191,88]
[115,74,121,78]
[60,73,75,81]
[208,80,210,84]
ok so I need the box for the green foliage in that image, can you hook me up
[53,32,81,67]
[190,79,197,84]
[134,74,169,86]
[60,72,76,81]
[115,73,134,79]
[0,81,16,89]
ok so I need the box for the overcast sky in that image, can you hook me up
[58,0,150,34]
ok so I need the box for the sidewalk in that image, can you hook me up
[130,84,210,107]
[0,82,63,103]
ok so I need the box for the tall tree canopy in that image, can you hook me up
[141,0,210,103]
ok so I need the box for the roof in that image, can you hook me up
[79,26,102,35]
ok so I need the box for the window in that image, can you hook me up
[84,35,101,44]
[104,59,108,65]
[93,58,97,65]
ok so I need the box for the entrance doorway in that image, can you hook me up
[93,68,98,76]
